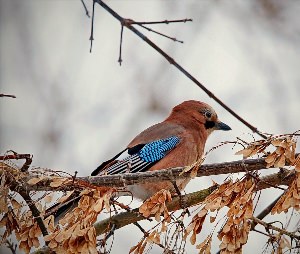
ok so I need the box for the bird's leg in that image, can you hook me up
[126,158,132,173]
[171,180,182,197]
[171,181,190,216]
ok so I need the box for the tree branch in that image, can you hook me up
[11,158,273,191]
[94,169,294,236]
[7,175,49,238]
[94,0,267,139]
[31,168,295,254]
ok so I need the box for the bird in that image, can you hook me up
[50,100,231,220]
[91,100,231,200]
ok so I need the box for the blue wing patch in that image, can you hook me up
[139,136,180,162]
[100,136,180,175]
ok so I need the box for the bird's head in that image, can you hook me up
[169,100,231,136]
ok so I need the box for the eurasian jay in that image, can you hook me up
[91,100,231,200]
[51,100,230,220]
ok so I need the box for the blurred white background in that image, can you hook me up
[1,0,299,253]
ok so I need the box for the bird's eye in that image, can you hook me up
[204,111,212,118]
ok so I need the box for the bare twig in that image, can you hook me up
[89,0,95,52]
[93,0,267,139]
[132,19,193,25]
[0,93,16,98]
[2,162,49,238]
[129,18,193,43]
[251,194,284,230]
[0,152,32,172]
[17,189,49,237]
[118,23,124,65]
[80,0,90,18]
[251,217,300,241]
[5,240,17,254]
[0,153,31,161]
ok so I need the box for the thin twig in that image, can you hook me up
[80,0,90,18]
[0,93,16,98]
[0,153,31,161]
[5,240,17,254]
[94,0,267,139]
[138,24,183,43]
[251,194,284,230]
[251,217,300,241]
[132,19,193,25]
[89,0,95,52]
[4,164,49,238]
[118,24,124,65]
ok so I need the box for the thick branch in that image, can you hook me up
[32,169,295,254]
[17,189,49,237]
[94,169,294,236]
[19,158,270,191]
[94,185,218,236]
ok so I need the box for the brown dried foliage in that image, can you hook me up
[236,135,300,215]
[44,188,113,254]
[185,178,255,254]
[1,134,299,254]
[180,158,204,178]
[271,172,300,214]
[139,189,172,222]
[235,136,297,168]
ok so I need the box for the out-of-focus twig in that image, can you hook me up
[93,0,267,139]
[80,0,90,18]
[5,240,17,254]
[0,93,16,98]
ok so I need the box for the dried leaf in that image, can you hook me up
[44,193,53,203]
[50,177,67,188]
[235,148,253,158]
[27,177,43,185]
[57,190,75,204]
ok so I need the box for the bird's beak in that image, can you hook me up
[215,121,231,131]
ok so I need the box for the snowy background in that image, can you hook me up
[1,0,299,253]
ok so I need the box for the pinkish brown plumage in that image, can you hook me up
[93,100,231,200]
[51,100,231,220]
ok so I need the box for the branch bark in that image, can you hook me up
[94,169,294,236]
[12,158,270,191]
[31,168,295,254]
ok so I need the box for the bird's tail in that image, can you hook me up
[46,192,80,224]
